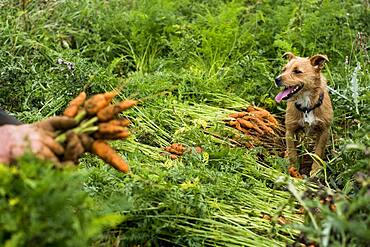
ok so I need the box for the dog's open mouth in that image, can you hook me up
[275,84,303,103]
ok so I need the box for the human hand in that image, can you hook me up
[0,116,91,165]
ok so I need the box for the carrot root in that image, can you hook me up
[97,100,137,122]
[94,130,130,140]
[98,123,126,134]
[91,140,130,173]
[107,119,131,127]
[63,92,87,117]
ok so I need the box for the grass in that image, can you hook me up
[0,0,369,246]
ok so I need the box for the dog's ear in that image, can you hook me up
[282,52,296,61]
[309,54,328,70]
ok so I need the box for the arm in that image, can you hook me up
[0,108,22,126]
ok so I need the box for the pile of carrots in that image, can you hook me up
[227,106,284,149]
[59,91,136,173]
[161,144,203,159]
[228,106,279,136]
[161,143,186,159]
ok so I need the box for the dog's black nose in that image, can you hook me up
[275,76,282,87]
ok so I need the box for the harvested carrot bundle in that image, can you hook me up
[97,100,137,122]
[161,143,187,159]
[63,92,87,117]
[91,140,129,173]
[227,105,284,151]
[229,106,280,135]
[55,91,136,173]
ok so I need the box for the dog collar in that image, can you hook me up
[295,92,324,113]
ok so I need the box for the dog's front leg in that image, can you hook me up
[286,128,298,165]
[311,127,329,176]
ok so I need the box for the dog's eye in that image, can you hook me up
[293,69,303,74]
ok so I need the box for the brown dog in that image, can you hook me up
[275,52,333,176]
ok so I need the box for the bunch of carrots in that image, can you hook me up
[161,143,186,160]
[227,106,284,149]
[228,106,279,136]
[161,144,203,159]
[58,91,137,173]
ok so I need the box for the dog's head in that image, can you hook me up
[274,52,328,103]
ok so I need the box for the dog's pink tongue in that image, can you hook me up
[275,87,293,103]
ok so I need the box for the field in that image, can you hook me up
[0,0,369,246]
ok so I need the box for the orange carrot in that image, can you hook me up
[243,116,274,134]
[91,140,129,173]
[84,94,108,115]
[94,129,130,140]
[171,143,185,153]
[97,100,137,122]
[248,106,279,127]
[246,106,256,112]
[169,148,183,155]
[229,112,248,119]
[163,147,177,154]
[231,121,248,134]
[229,120,238,126]
[163,143,186,155]
[237,118,264,135]
[103,91,118,102]
[98,123,126,134]
[63,92,87,117]
[115,130,130,139]
[248,110,270,119]
[247,106,270,115]
[170,154,178,160]
[63,105,79,118]
[195,146,203,153]
[84,91,118,115]
[267,115,279,126]
[107,119,131,127]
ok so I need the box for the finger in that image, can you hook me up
[41,135,65,156]
[37,146,60,163]
[35,116,77,132]
[64,131,85,162]
[80,133,94,151]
